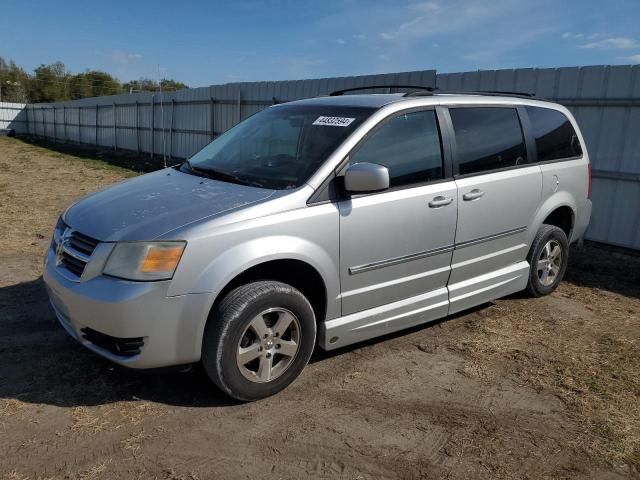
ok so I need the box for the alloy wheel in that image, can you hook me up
[537,239,563,287]
[236,308,301,383]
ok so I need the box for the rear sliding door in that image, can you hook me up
[445,106,542,313]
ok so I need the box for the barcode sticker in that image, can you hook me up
[312,116,356,127]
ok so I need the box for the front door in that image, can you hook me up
[335,109,457,346]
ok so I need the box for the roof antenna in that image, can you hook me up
[158,63,167,168]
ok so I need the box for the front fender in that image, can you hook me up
[179,235,339,355]
[191,235,338,297]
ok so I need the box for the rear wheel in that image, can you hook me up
[526,224,569,297]
[202,281,316,401]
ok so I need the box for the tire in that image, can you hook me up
[202,281,316,401]
[526,224,569,297]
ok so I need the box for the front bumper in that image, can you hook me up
[43,244,213,369]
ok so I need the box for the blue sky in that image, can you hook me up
[2,0,640,87]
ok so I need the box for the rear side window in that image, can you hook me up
[450,107,527,176]
[526,106,582,161]
[348,110,443,187]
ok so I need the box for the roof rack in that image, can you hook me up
[326,85,545,102]
[479,90,536,97]
[329,85,437,96]
[405,89,538,100]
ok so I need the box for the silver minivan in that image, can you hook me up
[44,88,592,401]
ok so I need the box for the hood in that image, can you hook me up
[64,168,276,241]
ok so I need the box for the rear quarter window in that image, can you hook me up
[525,106,582,162]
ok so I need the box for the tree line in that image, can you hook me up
[0,57,188,103]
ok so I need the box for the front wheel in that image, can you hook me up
[202,281,316,401]
[526,224,569,297]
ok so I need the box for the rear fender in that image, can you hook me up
[528,192,576,246]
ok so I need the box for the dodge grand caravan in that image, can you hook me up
[44,87,592,401]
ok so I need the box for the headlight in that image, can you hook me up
[103,241,186,281]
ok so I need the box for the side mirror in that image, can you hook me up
[343,162,390,193]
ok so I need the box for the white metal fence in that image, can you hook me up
[5,65,640,250]
[0,102,27,133]
[19,70,436,160]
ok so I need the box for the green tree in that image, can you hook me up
[160,78,188,91]
[86,71,122,97]
[0,57,189,102]
[68,70,123,99]
[0,57,30,102]
[122,78,156,93]
[31,61,69,102]
[68,72,93,100]
[123,77,189,93]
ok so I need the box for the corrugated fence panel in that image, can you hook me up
[15,66,640,249]
[19,70,435,162]
[0,102,27,133]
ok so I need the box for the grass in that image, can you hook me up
[0,399,25,418]
[3,472,30,480]
[0,137,135,264]
[12,136,170,174]
[453,260,640,471]
[70,407,110,434]
[0,138,139,176]
[120,431,153,453]
[77,461,110,480]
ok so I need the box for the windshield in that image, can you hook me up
[182,104,375,189]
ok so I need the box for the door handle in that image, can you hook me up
[428,196,453,208]
[463,189,485,201]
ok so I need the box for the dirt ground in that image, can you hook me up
[1,137,638,480]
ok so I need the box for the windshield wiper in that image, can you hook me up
[183,161,264,188]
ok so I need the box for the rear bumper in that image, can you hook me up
[572,198,592,243]
[43,245,212,369]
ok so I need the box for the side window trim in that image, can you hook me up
[435,106,455,180]
[516,105,538,166]
[307,170,337,205]
[534,154,584,165]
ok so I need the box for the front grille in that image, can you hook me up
[57,229,99,279]
[81,327,145,357]
[68,231,99,256]
[61,251,86,276]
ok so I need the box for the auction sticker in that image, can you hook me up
[312,116,356,127]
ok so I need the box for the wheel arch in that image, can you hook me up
[529,192,577,246]
[542,205,575,240]
[190,235,338,358]
[211,258,328,330]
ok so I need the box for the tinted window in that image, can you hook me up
[526,106,582,161]
[348,110,443,187]
[450,107,527,175]
[185,105,374,190]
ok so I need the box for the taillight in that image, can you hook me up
[587,163,592,199]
